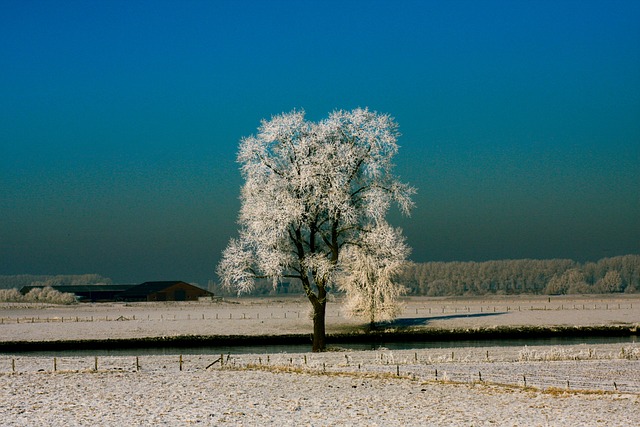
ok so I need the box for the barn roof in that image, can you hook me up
[117,281,202,298]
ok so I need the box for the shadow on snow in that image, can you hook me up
[378,312,506,329]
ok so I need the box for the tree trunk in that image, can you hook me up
[309,286,327,352]
[311,297,326,352]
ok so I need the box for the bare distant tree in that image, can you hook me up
[217,108,414,351]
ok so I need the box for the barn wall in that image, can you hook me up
[147,283,211,301]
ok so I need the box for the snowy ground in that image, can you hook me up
[1,344,639,426]
[1,295,639,425]
[0,294,638,342]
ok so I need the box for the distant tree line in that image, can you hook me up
[0,274,112,290]
[209,278,305,297]
[210,255,639,297]
[397,255,639,296]
[4,256,638,299]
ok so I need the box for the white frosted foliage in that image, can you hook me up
[338,224,410,324]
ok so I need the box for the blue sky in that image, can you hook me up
[1,0,639,285]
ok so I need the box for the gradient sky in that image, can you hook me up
[1,0,639,286]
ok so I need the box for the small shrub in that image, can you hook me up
[619,346,640,360]
[0,288,23,302]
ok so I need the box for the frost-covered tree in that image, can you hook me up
[217,108,414,351]
[0,286,76,304]
[338,223,409,328]
[544,268,589,295]
[25,286,76,304]
[596,270,622,293]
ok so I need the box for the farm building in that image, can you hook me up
[20,281,213,302]
[116,281,213,302]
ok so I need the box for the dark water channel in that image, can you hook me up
[3,335,637,357]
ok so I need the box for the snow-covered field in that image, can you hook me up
[1,344,639,426]
[1,295,639,426]
[1,294,638,342]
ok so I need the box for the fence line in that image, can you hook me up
[0,301,636,325]
[2,349,639,394]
